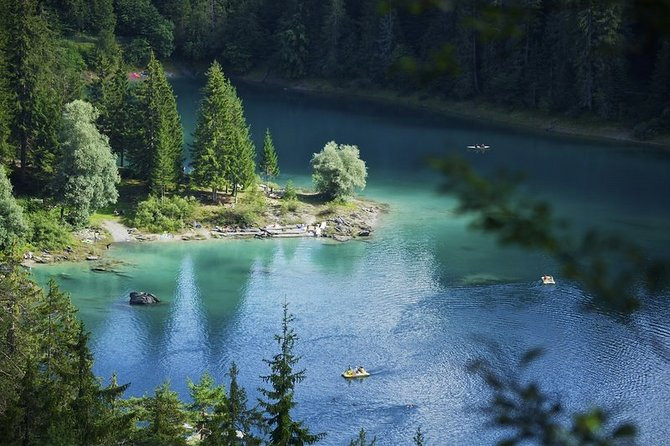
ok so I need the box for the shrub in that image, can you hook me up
[215,205,263,228]
[283,180,297,201]
[133,196,197,232]
[280,199,299,215]
[25,208,74,251]
[311,141,367,199]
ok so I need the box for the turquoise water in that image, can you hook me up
[33,79,670,444]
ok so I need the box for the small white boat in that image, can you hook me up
[541,275,555,285]
[467,144,491,151]
[342,367,370,378]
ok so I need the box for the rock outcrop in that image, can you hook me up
[129,291,160,305]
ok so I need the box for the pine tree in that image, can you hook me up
[188,373,227,445]
[225,362,262,445]
[258,303,324,446]
[412,426,425,446]
[0,262,41,422]
[225,90,256,199]
[133,381,188,446]
[276,1,309,79]
[98,63,130,166]
[193,61,256,200]
[260,128,279,181]
[132,53,183,197]
[322,0,347,76]
[348,428,376,446]
[0,37,13,165]
[192,61,231,202]
[2,0,61,175]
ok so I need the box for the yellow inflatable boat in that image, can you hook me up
[342,368,370,378]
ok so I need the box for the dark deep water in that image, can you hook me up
[34,77,670,445]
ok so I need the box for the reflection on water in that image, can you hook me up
[31,81,670,444]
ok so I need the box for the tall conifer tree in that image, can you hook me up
[260,128,279,181]
[132,53,183,197]
[2,0,61,175]
[192,61,230,202]
[259,303,324,445]
[192,61,255,200]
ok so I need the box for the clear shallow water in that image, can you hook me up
[33,79,670,444]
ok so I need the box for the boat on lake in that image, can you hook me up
[541,275,556,285]
[467,144,491,152]
[342,367,370,378]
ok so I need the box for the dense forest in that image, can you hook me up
[0,0,667,444]
[9,0,670,135]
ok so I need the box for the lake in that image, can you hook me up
[33,77,670,445]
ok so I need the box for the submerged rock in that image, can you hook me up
[129,291,160,305]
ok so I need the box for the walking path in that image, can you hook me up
[101,220,131,242]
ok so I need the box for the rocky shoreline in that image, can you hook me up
[111,200,385,244]
[24,198,387,268]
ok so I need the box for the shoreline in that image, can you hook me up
[25,194,388,269]
[161,58,669,148]
[229,71,670,151]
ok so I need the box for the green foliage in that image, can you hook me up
[311,141,367,200]
[212,190,266,228]
[97,62,131,165]
[468,348,637,446]
[129,381,187,446]
[130,53,183,196]
[0,273,129,446]
[2,0,62,174]
[0,166,28,250]
[133,195,197,233]
[277,9,309,79]
[283,180,297,201]
[114,0,174,58]
[349,428,376,446]
[259,303,325,445]
[124,38,153,66]
[24,206,74,251]
[54,100,120,228]
[261,128,280,180]
[189,364,263,445]
[192,61,256,199]
[192,61,232,201]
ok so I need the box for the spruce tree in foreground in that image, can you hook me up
[189,364,262,445]
[131,381,187,446]
[259,303,324,446]
[132,53,183,197]
[261,128,280,181]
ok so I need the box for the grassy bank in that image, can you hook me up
[23,179,387,267]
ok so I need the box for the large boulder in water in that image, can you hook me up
[129,291,160,305]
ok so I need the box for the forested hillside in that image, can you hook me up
[23,0,670,140]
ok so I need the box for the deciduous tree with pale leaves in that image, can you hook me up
[54,100,120,227]
[311,141,367,200]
